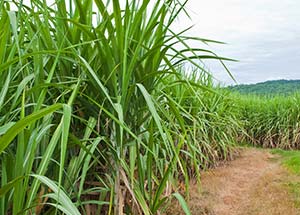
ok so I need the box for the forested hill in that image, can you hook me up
[229,79,300,95]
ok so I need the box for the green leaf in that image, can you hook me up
[32,174,81,215]
[0,176,25,198]
[0,104,63,153]
[172,192,191,215]
[0,122,15,136]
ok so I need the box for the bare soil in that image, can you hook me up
[168,148,300,215]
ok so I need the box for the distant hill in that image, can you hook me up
[228,79,300,95]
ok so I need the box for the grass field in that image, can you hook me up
[272,149,300,208]
[1,0,300,214]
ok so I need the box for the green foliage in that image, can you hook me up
[0,0,236,214]
[272,149,300,174]
[236,93,300,149]
[2,1,299,214]
[271,149,300,208]
[229,79,300,96]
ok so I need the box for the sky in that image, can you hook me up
[174,0,300,85]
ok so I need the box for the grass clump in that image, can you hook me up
[285,182,300,208]
[272,149,300,174]
[272,149,300,209]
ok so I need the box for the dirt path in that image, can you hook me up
[170,148,300,215]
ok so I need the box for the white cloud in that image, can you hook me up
[174,0,300,84]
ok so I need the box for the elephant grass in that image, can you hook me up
[0,0,236,214]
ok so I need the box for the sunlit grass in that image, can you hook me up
[272,149,300,174]
[271,149,300,209]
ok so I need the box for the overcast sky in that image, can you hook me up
[175,0,300,85]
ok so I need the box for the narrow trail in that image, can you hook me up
[170,148,300,215]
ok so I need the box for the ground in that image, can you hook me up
[168,147,300,215]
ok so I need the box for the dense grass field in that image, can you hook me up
[237,93,300,149]
[1,1,300,214]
